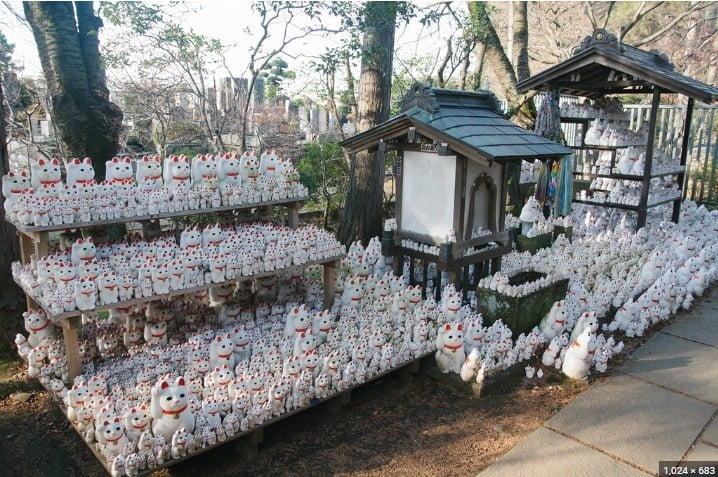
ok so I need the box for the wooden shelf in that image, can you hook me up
[16,253,344,323]
[8,196,308,235]
[560,114,628,123]
[572,199,639,211]
[572,169,685,181]
[50,352,429,476]
[647,195,682,208]
[571,144,645,151]
[573,195,681,211]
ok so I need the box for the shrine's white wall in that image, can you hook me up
[400,151,456,239]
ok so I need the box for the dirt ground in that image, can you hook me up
[0,356,587,477]
[0,307,677,477]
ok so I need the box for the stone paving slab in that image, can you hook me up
[684,442,718,461]
[478,427,649,477]
[620,332,718,404]
[547,374,716,471]
[661,305,718,347]
[701,419,718,446]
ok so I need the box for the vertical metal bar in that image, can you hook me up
[637,88,661,229]
[683,103,697,199]
[656,108,668,148]
[408,257,415,285]
[709,129,718,204]
[691,114,705,200]
[462,266,469,303]
[421,260,428,299]
[674,98,694,222]
[699,108,715,202]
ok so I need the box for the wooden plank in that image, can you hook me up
[690,111,706,200]
[6,197,308,235]
[62,316,82,380]
[637,88,661,229]
[682,99,697,200]
[17,254,346,323]
[699,108,715,202]
[287,203,300,229]
[673,99,693,223]
[322,260,337,309]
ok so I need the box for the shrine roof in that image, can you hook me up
[340,85,572,161]
[517,29,718,103]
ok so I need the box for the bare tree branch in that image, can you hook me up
[632,3,713,47]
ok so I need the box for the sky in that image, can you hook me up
[0,1,459,101]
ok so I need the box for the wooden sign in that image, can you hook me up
[420,142,438,153]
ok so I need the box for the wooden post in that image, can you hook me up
[287,203,300,229]
[322,260,337,309]
[19,232,34,265]
[673,98,694,223]
[637,88,661,229]
[63,316,82,380]
[33,231,49,258]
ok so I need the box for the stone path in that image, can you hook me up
[479,288,718,477]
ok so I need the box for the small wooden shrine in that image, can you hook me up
[518,29,718,228]
[340,85,571,300]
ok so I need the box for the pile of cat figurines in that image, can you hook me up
[14,238,454,476]
[2,151,307,227]
[12,222,342,315]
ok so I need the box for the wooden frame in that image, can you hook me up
[464,172,498,240]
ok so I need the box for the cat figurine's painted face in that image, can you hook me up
[106,156,134,182]
[30,158,61,188]
[2,170,30,198]
[65,157,95,186]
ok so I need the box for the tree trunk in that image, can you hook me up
[467,1,534,211]
[513,1,530,83]
[0,75,24,349]
[24,1,122,179]
[338,2,397,246]
[467,1,534,129]
[472,41,486,90]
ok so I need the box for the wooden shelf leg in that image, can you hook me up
[33,231,49,258]
[323,260,337,309]
[287,203,300,229]
[62,316,82,381]
[19,232,34,265]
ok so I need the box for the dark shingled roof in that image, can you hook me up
[340,85,572,161]
[517,29,718,103]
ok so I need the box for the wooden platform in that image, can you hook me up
[18,254,344,322]
[52,354,428,476]
[9,196,308,235]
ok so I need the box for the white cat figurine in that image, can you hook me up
[150,376,196,442]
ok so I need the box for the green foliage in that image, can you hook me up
[260,57,294,100]
[0,32,15,72]
[297,140,348,227]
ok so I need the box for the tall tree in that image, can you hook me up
[23,2,122,178]
[0,37,23,349]
[338,1,398,245]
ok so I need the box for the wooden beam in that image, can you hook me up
[63,316,82,380]
[637,88,661,229]
[673,97,694,223]
[322,260,337,309]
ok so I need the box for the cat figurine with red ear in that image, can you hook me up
[434,321,465,374]
[30,157,62,188]
[98,416,128,462]
[164,155,191,192]
[105,156,134,185]
[65,157,95,186]
[2,170,31,219]
[150,375,196,442]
